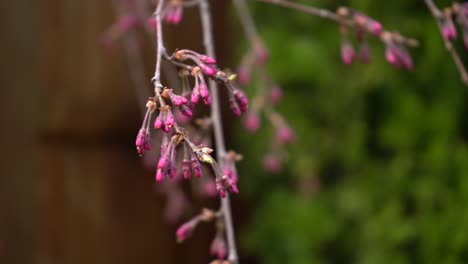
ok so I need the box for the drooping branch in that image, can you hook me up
[256,0,418,47]
[198,0,239,263]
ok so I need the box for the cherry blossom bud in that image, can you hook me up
[210,237,227,260]
[176,221,195,242]
[233,90,248,112]
[191,157,203,178]
[367,21,382,36]
[199,64,216,77]
[183,159,191,179]
[229,99,241,117]
[154,113,163,129]
[255,46,269,64]
[277,126,295,144]
[199,82,210,99]
[191,86,200,104]
[269,85,283,105]
[165,110,175,128]
[385,45,399,67]
[172,6,183,24]
[442,15,457,41]
[180,105,193,118]
[198,55,217,64]
[237,67,251,86]
[243,112,260,133]
[155,168,165,182]
[263,153,282,173]
[341,41,355,65]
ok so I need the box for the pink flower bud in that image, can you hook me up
[165,111,175,128]
[176,222,193,242]
[182,159,191,179]
[229,99,241,117]
[155,169,165,182]
[263,154,282,173]
[385,46,399,67]
[442,17,457,41]
[210,237,227,260]
[243,112,260,133]
[255,46,269,64]
[237,67,251,86]
[198,55,217,64]
[341,42,355,65]
[158,155,169,169]
[234,90,248,112]
[180,105,193,118]
[172,6,183,24]
[191,86,200,104]
[277,126,295,144]
[191,157,203,178]
[199,82,210,99]
[368,21,382,36]
[269,85,283,105]
[199,64,216,76]
[154,114,163,129]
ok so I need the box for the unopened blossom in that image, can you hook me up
[210,236,227,260]
[442,11,457,41]
[243,111,260,133]
[164,2,183,24]
[269,85,283,105]
[263,153,283,173]
[176,219,198,242]
[341,41,355,65]
[216,175,239,198]
[277,125,295,144]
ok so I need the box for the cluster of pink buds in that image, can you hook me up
[439,2,468,48]
[336,7,415,70]
[194,147,239,198]
[173,49,248,116]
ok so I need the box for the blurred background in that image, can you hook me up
[2,0,468,263]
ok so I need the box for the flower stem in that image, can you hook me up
[198,0,239,263]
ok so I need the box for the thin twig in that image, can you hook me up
[255,0,418,47]
[153,0,166,91]
[198,0,239,263]
[424,0,468,86]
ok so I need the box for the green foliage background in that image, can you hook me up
[233,0,468,263]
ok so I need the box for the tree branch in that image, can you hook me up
[198,0,239,263]
[256,0,418,47]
